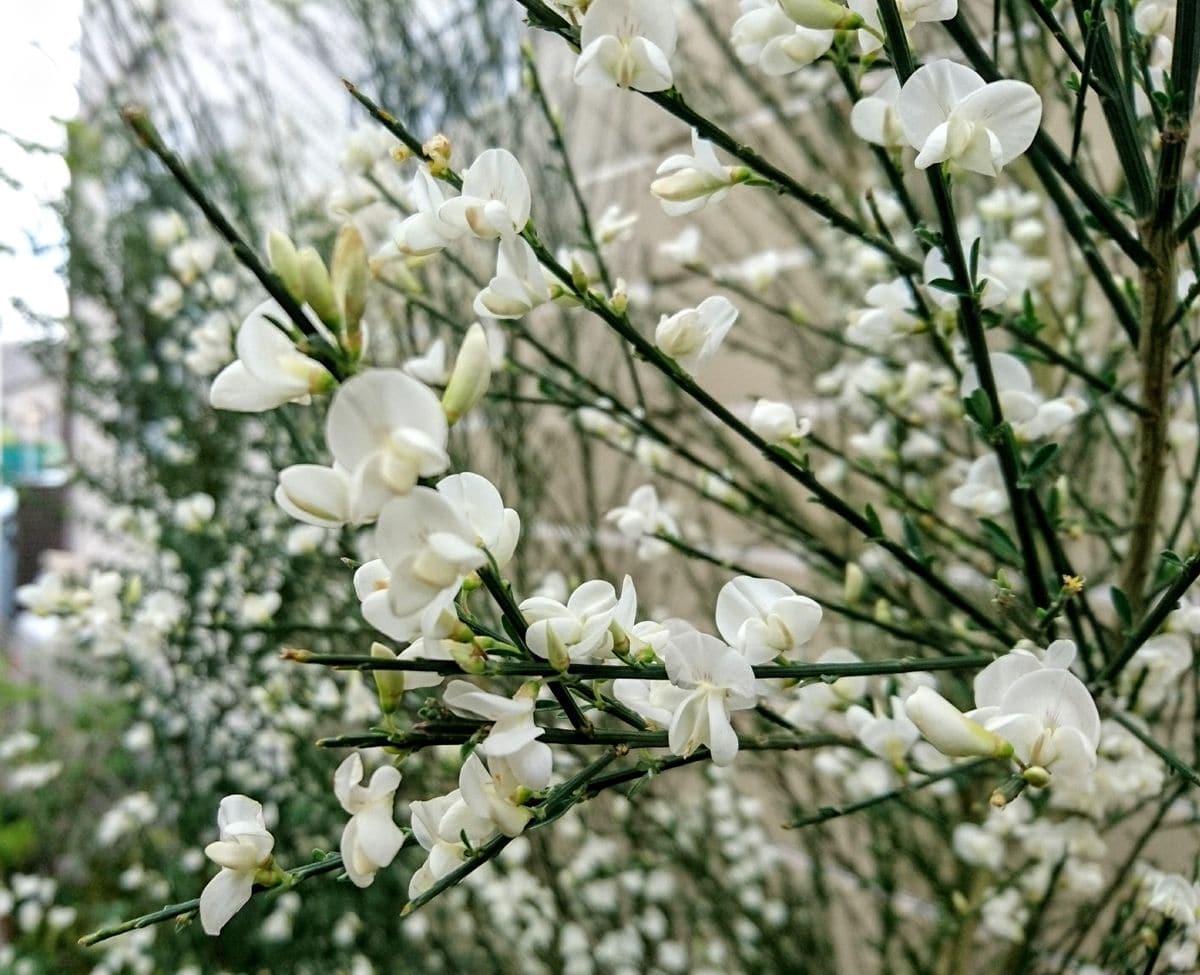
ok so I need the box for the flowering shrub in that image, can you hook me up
[9,0,1200,971]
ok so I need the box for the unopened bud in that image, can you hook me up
[298,246,340,326]
[610,278,629,316]
[332,224,370,342]
[844,563,865,604]
[906,687,1014,760]
[370,642,406,714]
[442,322,493,425]
[450,640,487,675]
[423,134,451,175]
[1021,765,1051,788]
[268,230,304,300]
[779,0,862,28]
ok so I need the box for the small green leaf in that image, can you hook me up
[979,519,1021,564]
[1019,443,1059,488]
[963,388,994,429]
[864,503,884,539]
[1111,586,1133,631]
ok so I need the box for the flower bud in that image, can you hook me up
[450,639,487,675]
[370,642,406,714]
[298,246,340,326]
[906,686,1013,759]
[423,134,452,176]
[779,0,862,30]
[442,322,493,425]
[268,230,305,300]
[749,399,800,443]
[332,224,370,341]
[844,563,865,604]
[650,168,734,205]
[544,625,571,673]
[1022,765,1051,788]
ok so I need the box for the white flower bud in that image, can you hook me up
[906,686,1012,759]
[749,399,800,443]
[779,0,862,30]
[442,322,493,425]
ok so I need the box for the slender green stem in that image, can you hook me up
[79,853,344,947]
[788,759,993,829]
[1096,553,1200,686]
[289,648,997,682]
[120,107,340,371]
[512,0,922,275]
[879,0,1051,612]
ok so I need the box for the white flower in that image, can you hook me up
[924,242,1008,311]
[784,648,869,727]
[847,0,956,53]
[173,493,215,531]
[847,696,921,767]
[896,60,1042,175]
[715,576,823,664]
[148,276,184,318]
[473,237,551,319]
[1134,0,1176,39]
[656,225,702,264]
[458,752,534,838]
[395,169,464,256]
[209,300,334,412]
[612,678,690,727]
[374,487,488,634]
[595,204,639,245]
[749,399,809,443]
[949,454,1008,516]
[982,668,1101,783]
[664,626,758,766]
[1148,873,1200,926]
[952,822,1005,872]
[354,558,458,642]
[403,338,448,385]
[574,0,677,92]
[334,754,405,888]
[274,463,391,529]
[434,472,521,567]
[199,795,274,936]
[438,149,531,240]
[850,75,905,147]
[957,642,1101,784]
[442,681,553,789]
[732,0,833,74]
[606,484,679,560]
[655,295,738,372]
[520,576,636,667]
[239,591,281,624]
[959,352,1078,441]
[651,131,743,215]
[148,210,187,250]
[324,368,450,497]
[846,278,921,346]
[407,790,493,899]
[1120,633,1191,711]
[355,474,515,641]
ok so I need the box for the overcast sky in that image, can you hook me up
[1,3,82,346]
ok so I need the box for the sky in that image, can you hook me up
[0,2,83,346]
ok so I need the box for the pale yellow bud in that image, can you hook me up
[298,247,339,326]
[268,230,304,300]
[331,224,370,341]
[370,642,406,714]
